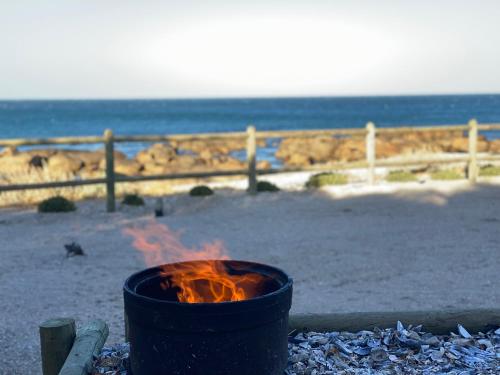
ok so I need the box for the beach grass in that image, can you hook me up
[430,170,463,181]
[305,173,348,188]
[386,170,418,183]
[479,165,500,177]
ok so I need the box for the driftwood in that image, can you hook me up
[58,320,109,375]
[289,308,500,335]
[39,318,76,375]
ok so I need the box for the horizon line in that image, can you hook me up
[1,92,500,102]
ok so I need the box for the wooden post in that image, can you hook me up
[104,129,116,212]
[366,122,376,185]
[468,119,478,183]
[39,318,76,375]
[246,125,257,194]
[58,320,109,375]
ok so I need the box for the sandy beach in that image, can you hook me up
[1,180,499,374]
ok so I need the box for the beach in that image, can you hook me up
[1,180,499,374]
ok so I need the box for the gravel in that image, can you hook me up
[1,183,499,374]
[92,324,500,374]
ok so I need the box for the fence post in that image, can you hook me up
[39,318,76,375]
[104,129,116,212]
[468,119,478,183]
[246,125,257,195]
[366,122,376,185]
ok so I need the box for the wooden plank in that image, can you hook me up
[58,320,109,375]
[478,123,500,131]
[256,128,365,139]
[0,178,107,192]
[0,136,104,147]
[289,308,500,335]
[113,132,246,143]
[468,119,478,183]
[39,318,76,375]
[115,169,249,183]
[104,129,116,212]
[377,125,468,134]
[246,125,257,194]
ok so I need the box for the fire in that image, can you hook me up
[123,221,262,303]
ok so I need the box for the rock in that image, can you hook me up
[29,155,48,169]
[257,160,272,169]
[376,139,401,158]
[168,155,198,170]
[0,154,32,174]
[98,158,142,176]
[333,139,365,161]
[24,149,57,158]
[276,137,338,165]
[174,138,266,155]
[135,143,176,165]
[211,156,245,171]
[0,146,17,157]
[488,139,500,153]
[47,153,84,173]
[142,162,167,175]
[287,153,312,166]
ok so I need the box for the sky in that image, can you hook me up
[1,0,500,99]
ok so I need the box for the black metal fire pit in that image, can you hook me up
[123,260,293,375]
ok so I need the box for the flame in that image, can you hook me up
[123,221,262,303]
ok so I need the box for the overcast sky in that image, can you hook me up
[1,0,500,99]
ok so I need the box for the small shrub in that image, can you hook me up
[386,170,417,183]
[122,193,145,206]
[189,185,214,196]
[256,181,280,192]
[306,173,348,188]
[430,170,463,181]
[38,196,76,213]
[479,165,500,177]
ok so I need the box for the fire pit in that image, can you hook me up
[123,259,293,375]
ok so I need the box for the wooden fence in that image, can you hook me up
[1,119,500,212]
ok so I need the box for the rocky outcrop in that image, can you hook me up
[47,153,84,174]
[1,131,499,179]
[275,131,496,166]
[172,138,266,155]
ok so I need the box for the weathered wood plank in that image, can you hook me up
[58,320,109,375]
[104,129,116,212]
[256,128,366,138]
[39,318,76,375]
[289,308,500,335]
[366,122,376,185]
[246,125,257,194]
[113,132,246,143]
[0,178,107,192]
[376,125,468,133]
[0,136,104,147]
[468,119,479,183]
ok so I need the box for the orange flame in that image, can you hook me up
[123,221,263,303]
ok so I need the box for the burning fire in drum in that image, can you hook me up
[123,223,293,375]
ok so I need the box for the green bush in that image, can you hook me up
[430,170,463,181]
[305,173,348,188]
[386,170,418,183]
[256,181,280,192]
[189,185,214,196]
[122,193,145,206]
[479,165,500,177]
[38,196,76,213]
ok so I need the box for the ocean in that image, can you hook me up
[1,95,500,161]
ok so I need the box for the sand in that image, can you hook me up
[1,179,500,374]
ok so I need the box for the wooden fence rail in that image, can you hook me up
[1,120,500,212]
